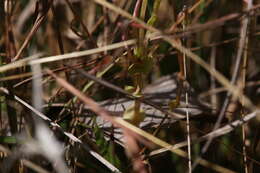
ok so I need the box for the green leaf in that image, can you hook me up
[123,104,145,126]
[128,56,154,75]
[168,99,180,111]
[94,124,107,153]
[105,142,121,168]
[134,47,144,59]
[0,136,17,144]
[124,85,135,93]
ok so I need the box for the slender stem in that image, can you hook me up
[139,0,148,42]
[182,6,192,173]
[241,2,252,173]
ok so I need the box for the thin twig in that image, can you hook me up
[181,5,192,173]
[241,1,253,172]
[64,0,98,48]
[13,1,51,61]
[210,46,218,113]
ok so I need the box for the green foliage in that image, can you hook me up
[128,55,154,75]
[94,123,121,169]
[0,136,17,144]
[168,99,180,111]
[123,104,145,126]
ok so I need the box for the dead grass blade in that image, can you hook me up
[64,0,97,48]
[29,39,135,65]
[168,0,207,32]
[13,1,51,61]
[149,110,259,157]
[0,40,135,73]
[0,53,43,73]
